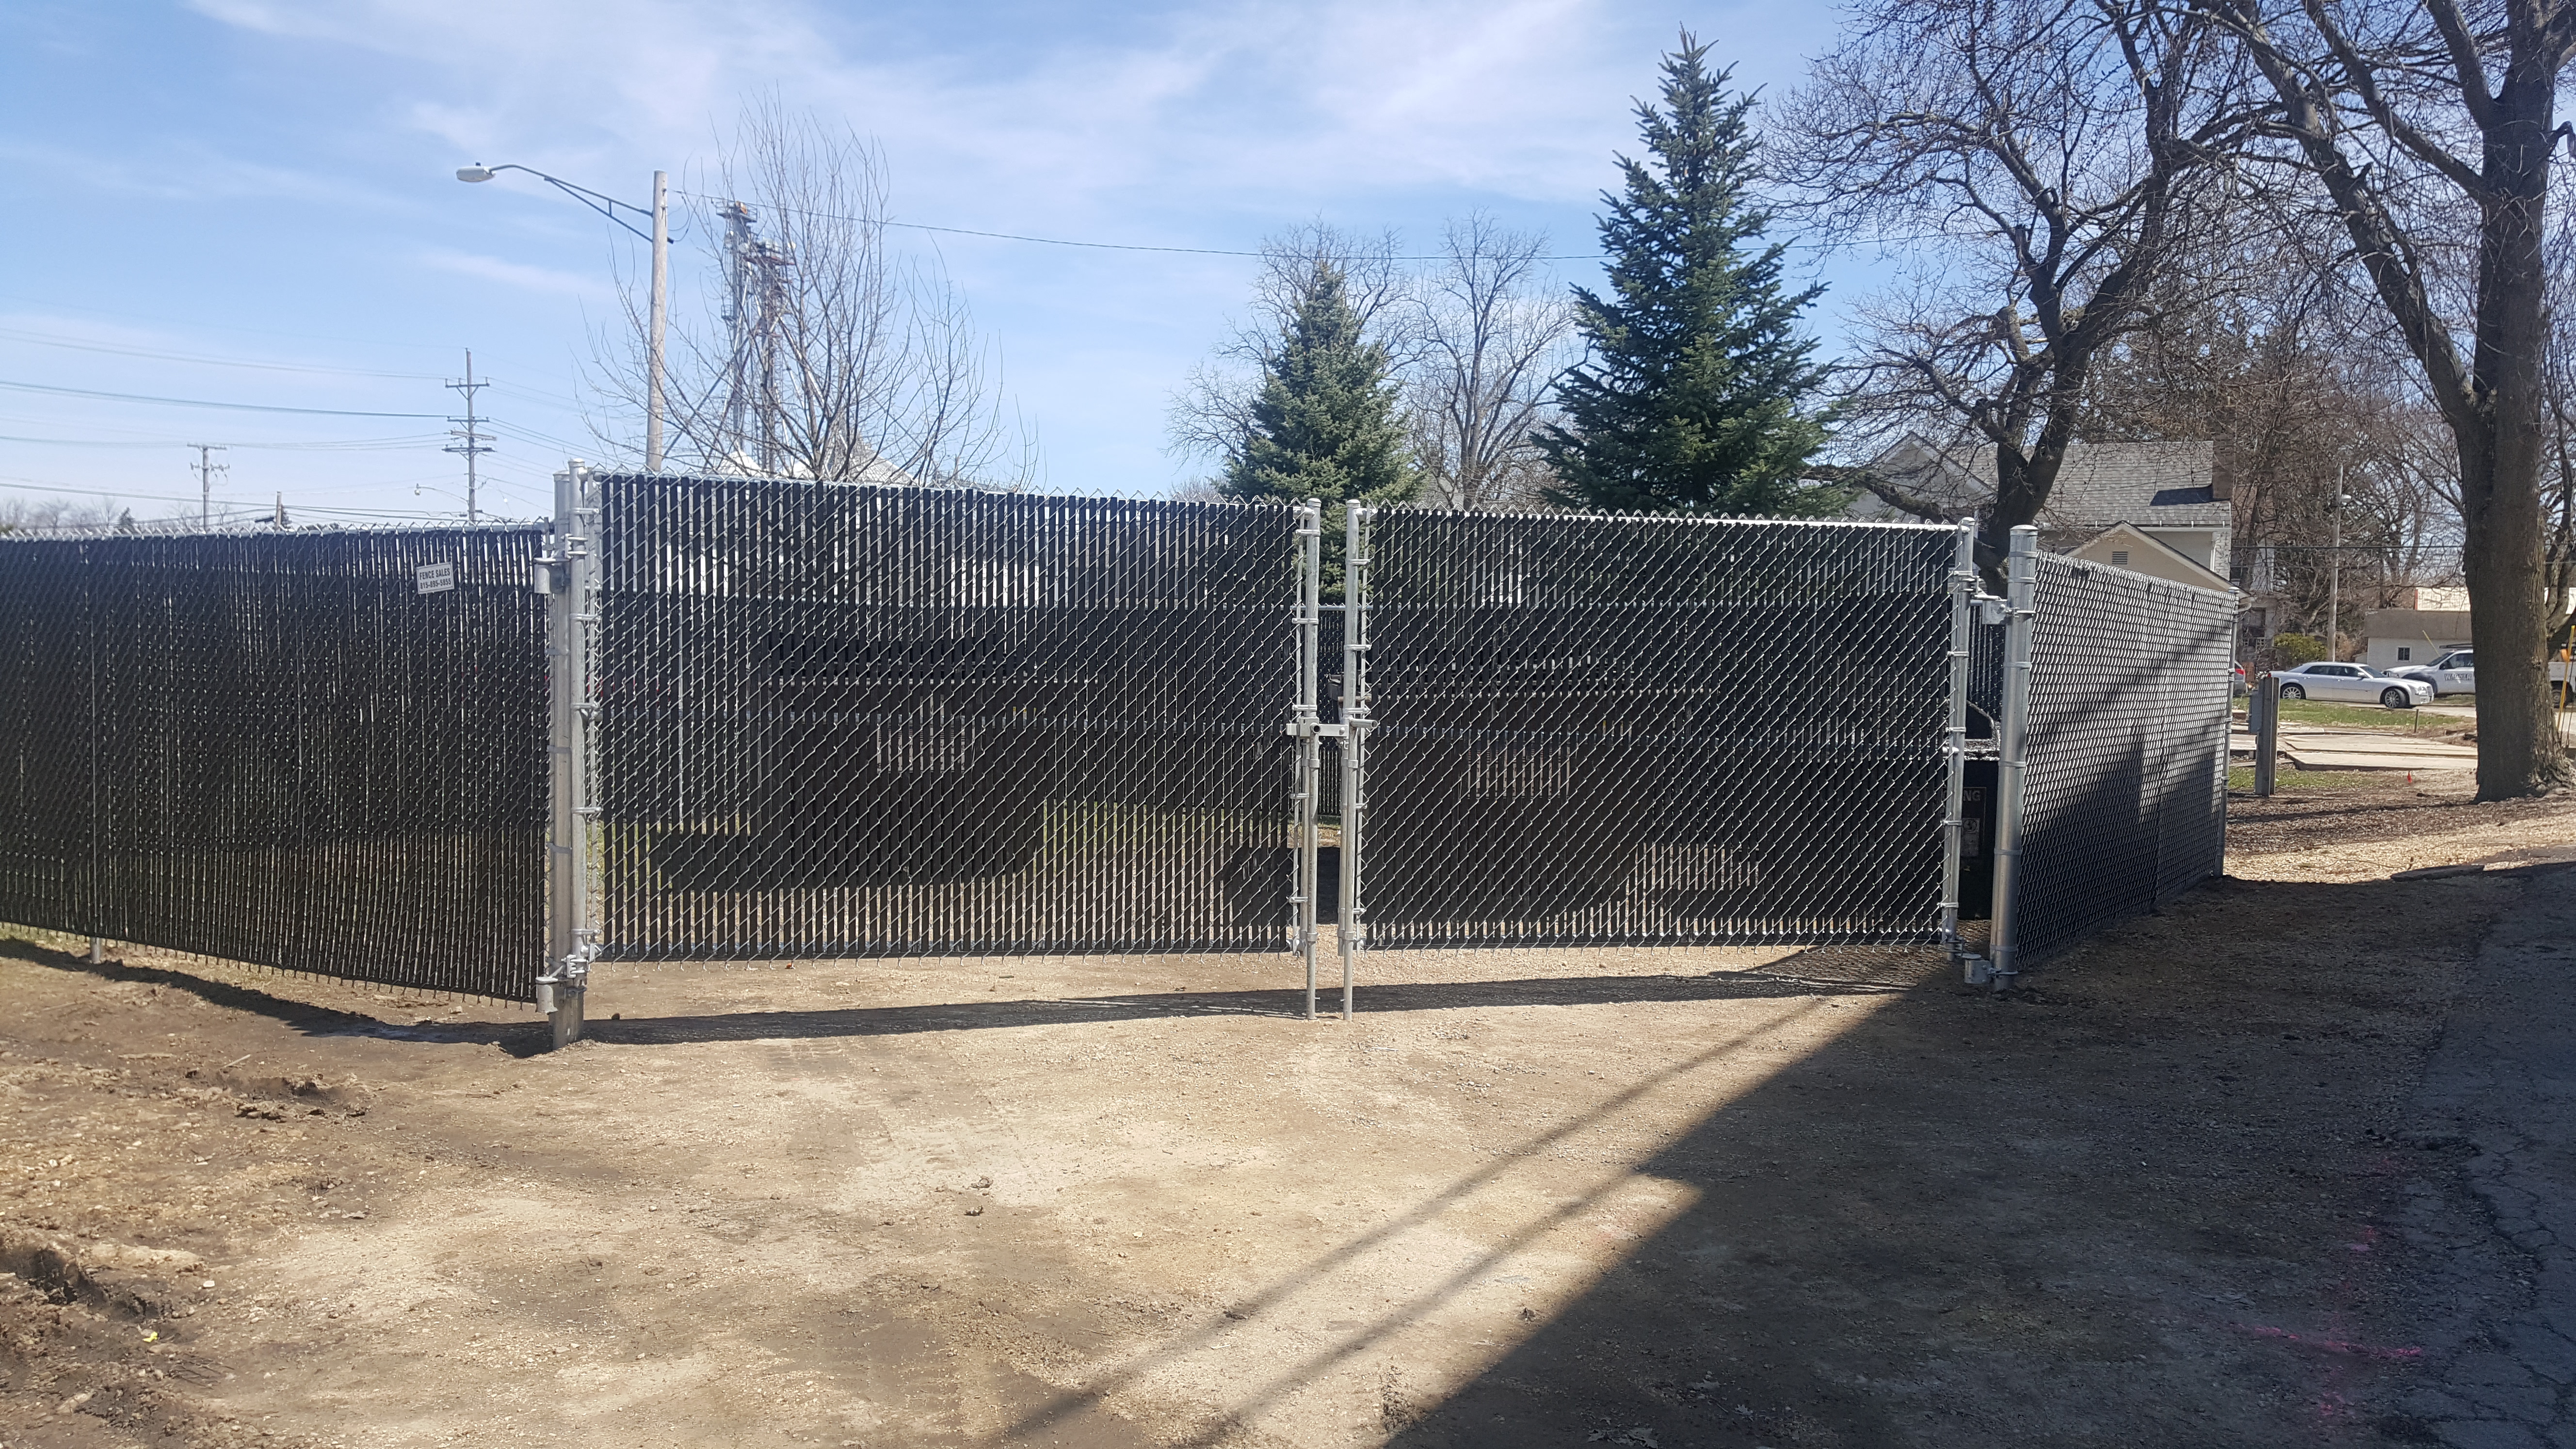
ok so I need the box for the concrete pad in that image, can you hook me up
[2287,748,2477,772]
[2274,729,2481,773]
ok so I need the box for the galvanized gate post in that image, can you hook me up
[1290,499,1324,1021]
[1336,504,1371,1023]
[2250,670,2279,797]
[1983,525,2040,988]
[539,460,598,1048]
[1938,518,1976,954]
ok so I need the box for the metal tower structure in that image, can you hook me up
[189,444,228,529]
[446,350,495,525]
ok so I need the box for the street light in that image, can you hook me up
[456,162,670,472]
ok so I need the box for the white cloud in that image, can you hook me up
[176,0,1703,232]
[415,246,611,297]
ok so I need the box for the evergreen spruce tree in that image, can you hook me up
[1220,263,1416,512]
[1538,32,1838,515]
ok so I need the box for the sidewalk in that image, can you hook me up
[2229,724,2483,773]
[2385,866,2576,1445]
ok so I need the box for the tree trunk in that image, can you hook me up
[2458,59,2572,799]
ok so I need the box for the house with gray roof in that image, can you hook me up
[1843,436,2232,588]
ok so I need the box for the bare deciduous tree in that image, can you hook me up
[2202,0,2576,794]
[2081,261,2463,645]
[0,497,120,533]
[1169,219,1575,509]
[595,101,1027,487]
[1782,0,2254,572]
[1407,214,1575,511]
[1165,223,1413,485]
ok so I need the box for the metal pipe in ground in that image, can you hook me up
[2252,673,2279,797]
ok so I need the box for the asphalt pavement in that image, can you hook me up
[2386,865,2576,1446]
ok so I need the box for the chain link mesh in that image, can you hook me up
[590,476,1299,960]
[2009,555,2232,963]
[0,528,550,998]
[1354,509,1960,948]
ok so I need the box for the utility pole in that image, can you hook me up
[717,201,793,474]
[649,170,669,472]
[2327,467,2345,660]
[189,444,228,529]
[721,202,757,465]
[446,350,494,525]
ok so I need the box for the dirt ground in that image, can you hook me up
[5,773,2575,1449]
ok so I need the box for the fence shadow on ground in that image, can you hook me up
[1349,873,2439,1448]
[968,874,2445,1449]
[0,929,1942,1056]
[0,933,564,1056]
[570,954,1937,1046]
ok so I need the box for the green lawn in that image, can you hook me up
[2227,766,2405,793]
[2237,698,2457,733]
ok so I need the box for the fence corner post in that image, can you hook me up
[541,458,597,1049]
[1984,524,2040,990]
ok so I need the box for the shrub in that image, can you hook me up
[2272,632,2328,665]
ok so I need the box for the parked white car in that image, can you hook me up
[2274,661,2436,708]
[2390,649,2475,696]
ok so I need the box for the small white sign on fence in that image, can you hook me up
[416,562,456,596]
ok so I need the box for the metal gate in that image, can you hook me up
[583,473,1301,965]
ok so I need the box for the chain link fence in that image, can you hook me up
[0,528,549,998]
[0,489,2244,1026]
[2002,549,2232,967]
[588,475,1300,961]
[1350,509,1962,949]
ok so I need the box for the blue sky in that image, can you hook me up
[2,0,1854,525]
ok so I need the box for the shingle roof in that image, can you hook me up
[2037,443,2226,529]
[1861,437,2227,529]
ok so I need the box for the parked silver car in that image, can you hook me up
[2390,649,2474,696]
[2274,661,2436,708]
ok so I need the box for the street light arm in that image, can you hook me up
[461,163,656,244]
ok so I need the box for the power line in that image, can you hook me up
[0,432,448,451]
[0,327,443,380]
[0,379,445,418]
[0,293,459,353]
[0,475,504,521]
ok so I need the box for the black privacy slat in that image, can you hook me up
[0,529,548,998]
[590,476,1299,959]
[1357,510,1957,949]
[2010,557,2232,963]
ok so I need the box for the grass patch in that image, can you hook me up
[2235,699,2455,733]
[2227,766,2404,793]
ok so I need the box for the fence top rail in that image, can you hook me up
[1364,504,1962,533]
[0,519,549,544]
[589,472,1299,515]
[2032,547,2238,603]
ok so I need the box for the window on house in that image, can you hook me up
[2109,549,2130,566]
[2398,647,2412,661]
